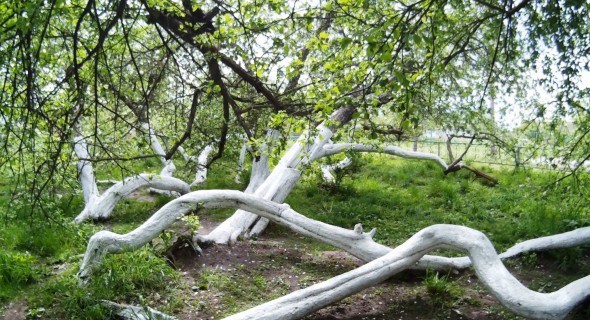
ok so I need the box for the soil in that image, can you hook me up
[0,301,27,320]
[168,221,590,320]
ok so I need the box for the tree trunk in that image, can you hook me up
[141,123,176,177]
[234,141,248,184]
[197,119,339,244]
[190,144,214,187]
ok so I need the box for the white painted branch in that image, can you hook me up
[73,135,100,205]
[200,124,335,244]
[79,191,590,319]
[314,143,449,170]
[415,226,590,270]
[102,300,177,320]
[224,224,590,320]
[80,188,590,279]
[190,144,214,187]
[74,174,190,223]
[140,123,176,177]
[321,157,352,183]
[235,142,249,184]
[177,146,195,162]
[78,190,385,280]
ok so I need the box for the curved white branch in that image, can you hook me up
[416,226,590,270]
[321,157,352,183]
[74,174,190,223]
[224,224,590,320]
[79,188,590,280]
[314,143,449,169]
[78,190,386,280]
[201,124,336,244]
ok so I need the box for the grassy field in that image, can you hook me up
[1,154,589,319]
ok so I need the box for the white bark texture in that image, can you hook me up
[234,142,248,184]
[73,135,100,205]
[74,174,190,223]
[72,131,190,223]
[224,224,590,320]
[321,157,352,183]
[190,144,214,187]
[201,134,457,243]
[313,143,449,169]
[199,124,334,244]
[140,123,176,177]
[78,190,590,319]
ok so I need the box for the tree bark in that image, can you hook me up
[141,123,176,177]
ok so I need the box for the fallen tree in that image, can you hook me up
[77,189,590,319]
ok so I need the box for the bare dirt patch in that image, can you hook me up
[1,301,27,320]
[166,223,590,320]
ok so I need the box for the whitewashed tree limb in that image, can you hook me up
[415,226,590,270]
[313,143,449,169]
[140,123,176,177]
[321,157,352,183]
[73,135,100,206]
[78,189,590,278]
[177,144,216,187]
[78,191,590,318]
[74,174,190,223]
[190,144,214,187]
[201,136,477,243]
[224,224,590,320]
[77,190,387,280]
[234,142,248,184]
[199,122,336,244]
[177,146,194,162]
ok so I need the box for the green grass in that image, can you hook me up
[1,154,590,318]
[287,155,590,250]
